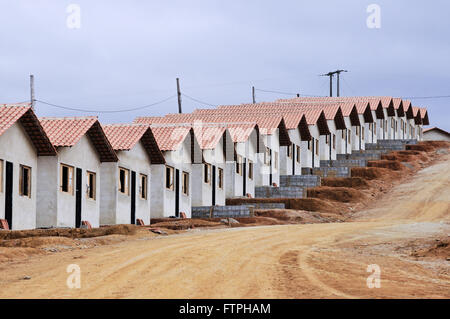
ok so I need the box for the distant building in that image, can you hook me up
[423,127,450,142]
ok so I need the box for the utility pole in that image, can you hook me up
[30,74,35,110]
[320,69,348,97]
[176,77,182,113]
[252,86,256,104]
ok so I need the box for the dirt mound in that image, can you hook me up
[381,150,429,163]
[307,186,365,203]
[232,216,286,226]
[368,159,404,171]
[0,247,45,263]
[321,177,368,188]
[0,236,76,248]
[151,219,222,230]
[420,140,450,149]
[406,144,434,152]
[351,166,402,180]
[254,209,333,223]
[226,197,348,215]
[0,224,138,240]
[411,238,450,260]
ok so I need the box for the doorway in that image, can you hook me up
[212,165,216,206]
[75,168,82,228]
[175,169,180,217]
[5,162,13,229]
[131,171,136,224]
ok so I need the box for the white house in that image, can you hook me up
[0,104,56,230]
[192,108,291,187]
[419,108,429,140]
[403,100,415,140]
[354,101,374,149]
[392,98,407,140]
[37,116,118,229]
[131,121,201,218]
[423,127,449,141]
[275,113,311,176]
[135,114,261,201]
[101,124,165,225]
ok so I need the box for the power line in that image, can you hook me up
[254,88,326,97]
[181,93,217,107]
[34,95,177,113]
[400,95,450,100]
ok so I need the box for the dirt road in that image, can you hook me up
[0,154,449,298]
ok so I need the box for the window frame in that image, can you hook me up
[287,144,292,158]
[60,163,74,195]
[248,160,253,180]
[296,146,301,163]
[274,151,278,169]
[139,173,148,200]
[165,165,174,191]
[236,155,242,175]
[204,163,211,184]
[315,139,319,155]
[0,159,3,193]
[182,171,189,196]
[218,168,224,189]
[119,167,130,195]
[86,171,96,200]
[332,134,336,149]
[19,164,31,198]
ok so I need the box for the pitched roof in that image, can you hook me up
[419,108,430,125]
[423,127,449,136]
[0,104,56,156]
[40,116,117,162]
[276,96,394,114]
[102,123,165,164]
[135,114,259,144]
[149,125,193,151]
[412,107,423,125]
[198,103,329,136]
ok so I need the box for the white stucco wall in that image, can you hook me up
[319,120,337,160]
[150,135,192,218]
[300,124,319,168]
[423,130,450,141]
[0,122,38,230]
[37,134,102,228]
[257,130,280,186]
[280,129,302,176]
[191,138,226,207]
[100,142,151,225]
[225,129,258,199]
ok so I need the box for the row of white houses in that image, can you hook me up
[0,96,429,230]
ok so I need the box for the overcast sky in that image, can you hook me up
[1,1,449,130]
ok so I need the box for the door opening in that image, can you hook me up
[131,171,136,224]
[175,169,180,217]
[75,168,82,228]
[5,162,13,230]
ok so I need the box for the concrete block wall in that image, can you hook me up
[280,175,321,188]
[320,159,367,168]
[192,205,252,218]
[312,166,350,178]
[243,203,286,209]
[365,143,405,151]
[255,186,305,198]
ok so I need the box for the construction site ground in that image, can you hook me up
[0,141,448,298]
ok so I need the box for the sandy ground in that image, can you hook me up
[0,154,448,299]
